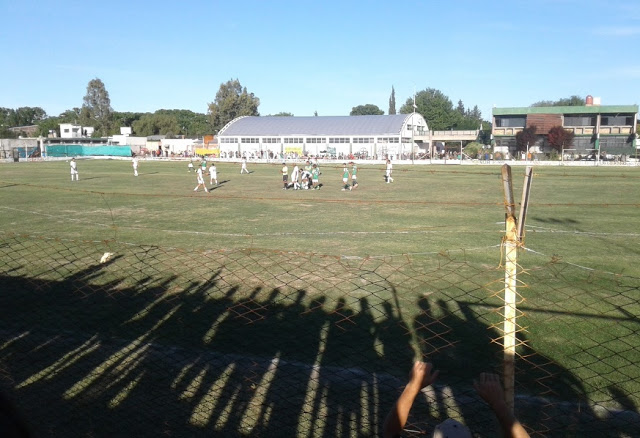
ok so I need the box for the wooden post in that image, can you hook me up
[501,164,518,413]
[517,166,533,242]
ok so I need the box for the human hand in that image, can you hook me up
[474,373,507,409]
[407,361,439,391]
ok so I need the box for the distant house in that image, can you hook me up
[58,123,95,138]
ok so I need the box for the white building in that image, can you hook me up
[58,123,94,138]
[216,114,430,159]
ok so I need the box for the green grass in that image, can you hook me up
[1,159,640,436]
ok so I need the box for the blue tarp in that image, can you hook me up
[45,144,132,157]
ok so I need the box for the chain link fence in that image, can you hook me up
[1,230,639,437]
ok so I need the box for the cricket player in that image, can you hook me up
[194,166,208,192]
[240,157,249,174]
[209,162,218,186]
[188,161,194,172]
[70,158,79,181]
[132,155,139,176]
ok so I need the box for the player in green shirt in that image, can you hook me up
[311,164,320,190]
[341,163,351,191]
[350,162,358,189]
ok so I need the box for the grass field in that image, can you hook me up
[1,159,640,436]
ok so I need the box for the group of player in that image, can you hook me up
[190,158,218,193]
[280,160,325,190]
[69,155,394,192]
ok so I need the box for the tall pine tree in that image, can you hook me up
[388,86,396,115]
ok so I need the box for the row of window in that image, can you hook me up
[496,114,635,128]
[223,137,402,144]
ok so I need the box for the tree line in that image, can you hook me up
[2,77,608,141]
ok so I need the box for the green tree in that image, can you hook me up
[110,111,145,134]
[515,125,537,152]
[547,125,575,151]
[267,112,294,117]
[132,113,181,137]
[400,88,457,131]
[208,79,260,132]
[155,109,211,136]
[81,78,113,136]
[388,86,396,115]
[531,95,584,107]
[1,107,47,127]
[456,99,465,115]
[350,104,384,116]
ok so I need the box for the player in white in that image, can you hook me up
[209,162,218,186]
[194,166,209,192]
[69,158,79,181]
[240,157,249,174]
[132,155,139,176]
[188,161,194,172]
[291,164,300,190]
[385,159,394,183]
[281,162,288,190]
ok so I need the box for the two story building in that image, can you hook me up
[492,99,638,157]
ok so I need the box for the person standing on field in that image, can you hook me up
[311,163,320,189]
[341,163,351,191]
[291,164,300,190]
[188,161,194,172]
[70,158,79,181]
[194,166,208,193]
[350,162,358,188]
[209,162,218,186]
[240,156,249,174]
[281,162,289,190]
[385,159,394,183]
[132,155,139,177]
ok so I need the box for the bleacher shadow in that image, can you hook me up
[1,258,639,437]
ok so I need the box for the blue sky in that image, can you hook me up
[1,0,638,122]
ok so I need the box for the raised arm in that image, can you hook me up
[383,361,439,438]
[474,373,530,438]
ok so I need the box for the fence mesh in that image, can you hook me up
[1,231,639,437]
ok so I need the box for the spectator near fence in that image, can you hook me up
[383,362,530,438]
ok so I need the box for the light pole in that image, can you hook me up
[411,91,417,164]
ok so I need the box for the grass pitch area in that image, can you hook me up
[1,159,638,273]
[1,159,640,436]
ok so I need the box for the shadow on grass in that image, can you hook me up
[1,257,639,437]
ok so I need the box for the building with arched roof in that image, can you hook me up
[216,114,429,159]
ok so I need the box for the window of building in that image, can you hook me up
[377,137,399,143]
[495,116,526,128]
[263,138,280,143]
[306,138,326,143]
[564,115,596,126]
[601,115,633,126]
